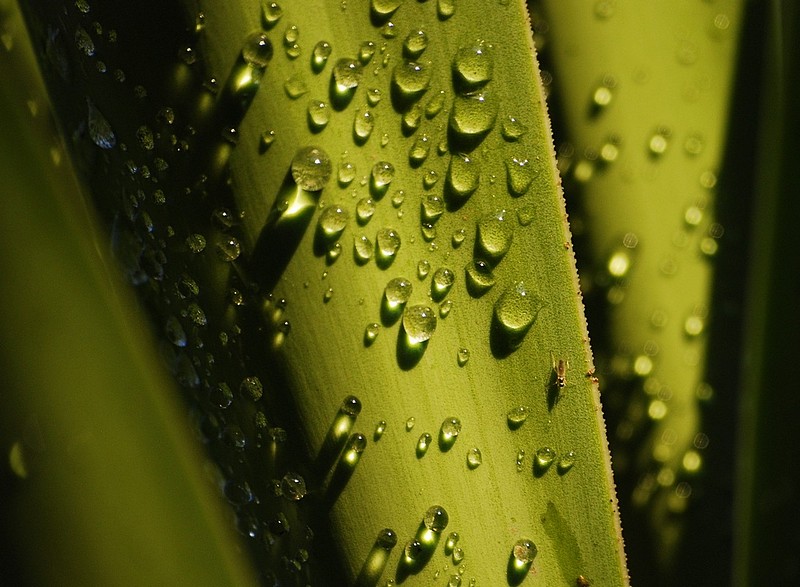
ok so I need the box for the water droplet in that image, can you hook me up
[239,376,263,401]
[452,45,493,93]
[465,259,495,296]
[364,322,381,346]
[506,157,533,196]
[333,57,364,91]
[506,406,529,429]
[477,210,513,262]
[371,0,402,20]
[74,26,95,56]
[312,40,332,72]
[424,91,447,120]
[648,127,670,156]
[684,133,704,156]
[136,125,154,151]
[216,236,242,262]
[371,161,395,196]
[354,234,375,263]
[318,205,348,241]
[493,282,542,350]
[417,432,432,457]
[291,146,332,191]
[409,134,431,165]
[392,60,432,103]
[186,233,207,253]
[406,417,416,431]
[341,395,363,417]
[439,417,461,451]
[445,532,460,555]
[210,382,233,408]
[242,31,274,67]
[423,169,440,189]
[307,100,330,130]
[354,107,375,142]
[466,447,482,469]
[432,267,455,300]
[421,194,445,224]
[607,249,631,278]
[402,29,428,59]
[261,1,283,28]
[280,471,307,501]
[502,116,527,141]
[516,449,526,472]
[404,540,424,563]
[451,228,466,248]
[402,103,424,134]
[456,348,470,367]
[437,0,455,20]
[342,432,367,467]
[446,153,480,203]
[356,198,376,225]
[415,259,431,279]
[534,446,556,473]
[449,93,497,143]
[338,161,356,186]
[511,538,538,573]
[557,450,576,474]
[385,277,413,307]
[380,22,397,39]
[260,129,276,150]
[517,205,535,226]
[439,299,453,318]
[86,99,116,149]
[323,287,334,302]
[376,228,401,265]
[359,41,377,65]
[373,420,387,441]
[403,305,437,343]
[424,505,449,532]
[284,74,309,98]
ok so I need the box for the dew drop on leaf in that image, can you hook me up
[424,505,449,532]
[403,305,437,343]
[291,146,332,191]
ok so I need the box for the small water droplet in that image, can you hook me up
[517,204,535,226]
[385,277,413,307]
[417,432,432,457]
[452,45,493,93]
[516,449,526,472]
[648,127,671,156]
[291,146,332,191]
[502,116,527,141]
[557,450,576,474]
[439,299,453,318]
[409,134,431,165]
[424,505,449,532]
[417,259,431,279]
[216,236,242,262]
[406,417,416,431]
[506,157,534,196]
[466,447,482,469]
[425,90,447,119]
[423,169,440,189]
[437,0,455,20]
[186,233,207,253]
[402,103,424,134]
[507,406,530,429]
[403,305,437,343]
[403,29,428,59]
[338,160,356,185]
[371,161,395,195]
[280,471,307,501]
[284,74,309,98]
[439,417,462,451]
[511,538,538,572]
[242,31,274,68]
[374,419,387,440]
[323,287,334,302]
[312,40,332,72]
[307,100,330,130]
[260,129,276,150]
[86,99,116,149]
[404,540,424,563]
[432,267,455,300]
[354,234,375,263]
[261,1,284,28]
[240,376,263,401]
[371,0,402,20]
[477,210,513,262]
[356,198,376,224]
[354,107,375,142]
[365,322,381,346]
[359,41,376,65]
[457,348,470,367]
[684,133,705,156]
[318,204,348,240]
[210,382,233,408]
[376,228,401,265]
[445,532,460,555]
[446,153,480,203]
[534,446,556,473]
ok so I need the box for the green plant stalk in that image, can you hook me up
[539,0,742,572]
[0,2,256,584]
[12,0,628,584]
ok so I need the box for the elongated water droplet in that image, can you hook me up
[426,90,446,119]
[403,305,437,343]
[457,347,470,366]
[417,432,432,457]
[353,107,375,143]
[423,169,440,189]
[371,161,395,196]
[507,406,529,429]
[439,417,461,451]
[424,505,449,532]
[452,45,493,93]
[356,198,375,225]
[186,233,206,253]
[409,133,431,165]
[445,532,460,555]
[87,99,115,149]
[439,299,453,318]
[466,447,482,469]
[432,267,455,300]
[318,204,348,240]
[376,228,401,265]
[291,146,332,191]
[405,417,416,431]
[493,282,542,350]
[446,153,480,204]
[359,41,376,65]
[516,449,526,472]
[510,538,537,576]
[506,157,533,196]
[354,234,375,263]
[465,259,496,296]
[365,322,381,346]
[307,100,330,130]
[240,376,263,401]
[402,103,423,134]
[417,259,431,279]
[341,432,367,466]
[477,210,513,262]
[311,40,332,72]
[284,74,308,98]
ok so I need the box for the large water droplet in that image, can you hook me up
[242,31,273,67]
[385,277,413,307]
[466,447,482,469]
[421,194,445,224]
[392,60,432,103]
[431,267,455,300]
[493,282,542,351]
[356,198,376,224]
[424,505,449,532]
[502,116,527,141]
[376,228,401,266]
[333,57,363,91]
[403,305,437,343]
[452,45,493,93]
[291,146,332,191]
[510,538,538,574]
[371,0,403,21]
[354,234,375,263]
[417,432,432,457]
[216,236,242,262]
[446,153,480,204]
[371,161,395,196]
[449,93,497,145]
[403,29,428,58]
[307,100,330,131]
[318,204,348,240]
[506,406,529,429]
[353,107,375,143]
[477,210,513,262]
[280,471,307,501]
